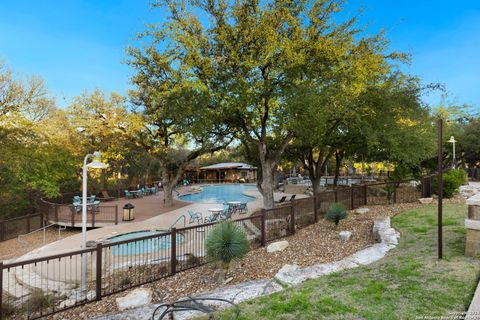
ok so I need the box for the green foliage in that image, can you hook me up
[325,203,348,226]
[434,169,466,198]
[206,221,249,278]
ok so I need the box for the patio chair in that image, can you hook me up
[188,210,203,224]
[73,196,81,203]
[275,196,287,204]
[125,190,132,198]
[204,214,217,223]
[238,203,248,214]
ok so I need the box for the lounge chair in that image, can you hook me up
[275,196,287,204]
[188,209,203,224]
[98,191,115,202]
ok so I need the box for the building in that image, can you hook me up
[198,162,257,182]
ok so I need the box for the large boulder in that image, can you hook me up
[116,288,152,311]
[266,240,289,253]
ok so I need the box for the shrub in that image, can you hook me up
[433,169,466,198]
[206,221,249,282]
[27,289,56,313]
[325,203,348,227]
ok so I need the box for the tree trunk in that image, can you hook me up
[260,161,275,209]
[333,150,342,186]
[163,182,174,206]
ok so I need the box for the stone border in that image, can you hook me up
[274,217,399,285]
[94,217,400,320]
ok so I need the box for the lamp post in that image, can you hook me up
[81,151,107,294]
[448,136,456,168]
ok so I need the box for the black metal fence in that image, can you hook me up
[0,214,44,242]
[0,180,421,319]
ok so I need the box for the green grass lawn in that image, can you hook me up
[218,204,480,319]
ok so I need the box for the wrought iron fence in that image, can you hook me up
[0,179,422,319]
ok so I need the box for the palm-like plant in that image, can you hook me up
[206,221,249,282]
[325,202,348,228]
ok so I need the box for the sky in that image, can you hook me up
[0,0,479,110]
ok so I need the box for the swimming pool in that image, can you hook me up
[179,184,257,203]
[108,230,184,255]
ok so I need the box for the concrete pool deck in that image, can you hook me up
[8,186,304,263]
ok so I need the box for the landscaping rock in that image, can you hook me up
[95,280,282,320]
[339,231,352,241]
[418,198,433,204]
[275,260,357,285]
[116,288,152,311]
[266,240,289,253]
[354,207,370,215]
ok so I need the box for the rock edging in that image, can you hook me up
[274,217,399,285]
[94,217,399,320]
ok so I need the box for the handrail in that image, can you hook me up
[170,214,186,229]
[18,223,63,245]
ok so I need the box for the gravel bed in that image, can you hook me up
[48,201,449,320]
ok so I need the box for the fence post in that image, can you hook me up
[260,209,266,247]
[363,184,368,205]
[71,207,75,227]
[91,208,95,228]
[350,187,355,210]
[54,205,59,223]
[393,182,397,204]
[313,196,318,223]
[0,221,4,242]
[170,228,177,275]
[114,206,118,225]
[96,243,102,301]
[290,203,295,235]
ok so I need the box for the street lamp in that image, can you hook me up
[448,136,456,168]
[81,151,107,294]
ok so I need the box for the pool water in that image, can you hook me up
[109,230,184,255]
[179,184,257,203]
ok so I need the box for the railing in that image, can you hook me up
[0,179,421,319]
[39,199,119,228]
[0,214,43,242]
[17,223,61,246]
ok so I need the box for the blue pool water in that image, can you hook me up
[179,184,257,203]
[109,230,184,255]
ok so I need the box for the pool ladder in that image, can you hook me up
[169,214,186,230]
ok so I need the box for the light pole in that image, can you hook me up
[448,136,456,168]
[81,151,107,294]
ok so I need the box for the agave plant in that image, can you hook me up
[206,221,249,282]
[325,202,348,228]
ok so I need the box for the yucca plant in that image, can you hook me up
[206,221,249,283]
[325,202,348,228]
